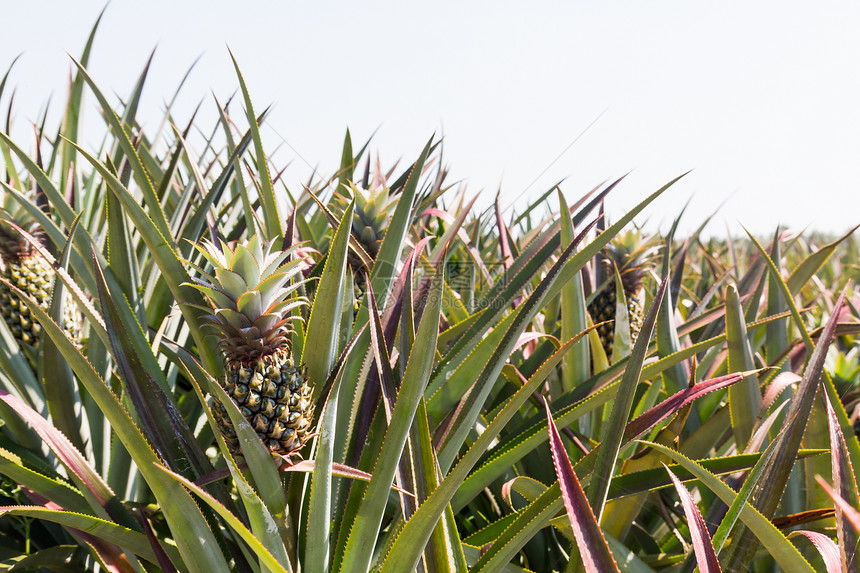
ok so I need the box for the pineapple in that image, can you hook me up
[332,182,398,311]
[587,230,655,358]
[0,199,82,357]
[188,235,314,455]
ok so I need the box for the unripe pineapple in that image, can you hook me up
[0,201,82,357]
[188,235,313,455]
[332,182,398,312]
[587,230,655,358]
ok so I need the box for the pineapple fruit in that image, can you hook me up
[332,182,398,312]
[189,235,314,455]
[0,200,82,356]
[587,230,655,358]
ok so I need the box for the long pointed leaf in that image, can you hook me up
[304,201,352,398]
[2,505,182,566]
[66,139,221,373]
[721,287,846,570]
[791,531,841,573]
[825,393,859,572]
[725,283,761,450]
[179,356,293,571]
[229,50,281,238]
[546,398,620,572]
[307,326,354,572]
[663,464,721,572]
[436,216,602,472]
[558,190,590,393]
[70,57,172,242]
[817,476,860,534]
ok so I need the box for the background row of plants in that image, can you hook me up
[0,14,858,573]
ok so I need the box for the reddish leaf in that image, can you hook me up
[495,193,514,270]
[793,531,841,573]
[383,237,432,331]
[744,401,789,455]
[663,464,721,573]
[78,534,137,573]
[759,372,801,414]
[140,504,179,573]
[282,459,415,498]
[367,279,397,423]
[544,399,620,573]
[366,279,415,519]
[23,490,62,511]
[825,395,860,572]
[0,389,114,506]
[817,476,860,534]
[624,371,756,441]
[514,331,557,353]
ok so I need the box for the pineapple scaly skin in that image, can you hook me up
[0,204,83,355]
[628,294,645,345]
[0,255,52,348]
[213,349,313,454]
[588,286,645,358]
[589,286,617,357]
[587,230,653,358]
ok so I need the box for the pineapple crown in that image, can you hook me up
[602,230,659,296]
[332,182,397,259]
[185,235,309,361]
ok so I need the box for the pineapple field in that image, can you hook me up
[0,17,859,573]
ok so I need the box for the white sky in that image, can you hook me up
[2,1,859,237]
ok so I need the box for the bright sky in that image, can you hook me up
[3,2,859,237]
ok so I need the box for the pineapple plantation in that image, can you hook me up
[0,18,858,573]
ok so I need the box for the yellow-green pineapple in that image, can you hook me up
[189,235,313,455]
[0,199,81,355]
[588,230,655,358]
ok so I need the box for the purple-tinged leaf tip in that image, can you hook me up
[817,476,860,534]
[793,531,841,573]
[759,372,802,415]
[544,398,620,573]
[139,504,179,573]
[624,370,756,441]
[0,389,114,507]
[824,394,860,572]
[663,463,721,573]
[281,459,415,498]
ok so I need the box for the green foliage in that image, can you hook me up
[0,13,857,573]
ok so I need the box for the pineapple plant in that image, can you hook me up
[188,235,314,455]
[587,229,655,358]
[0,196,82,357]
